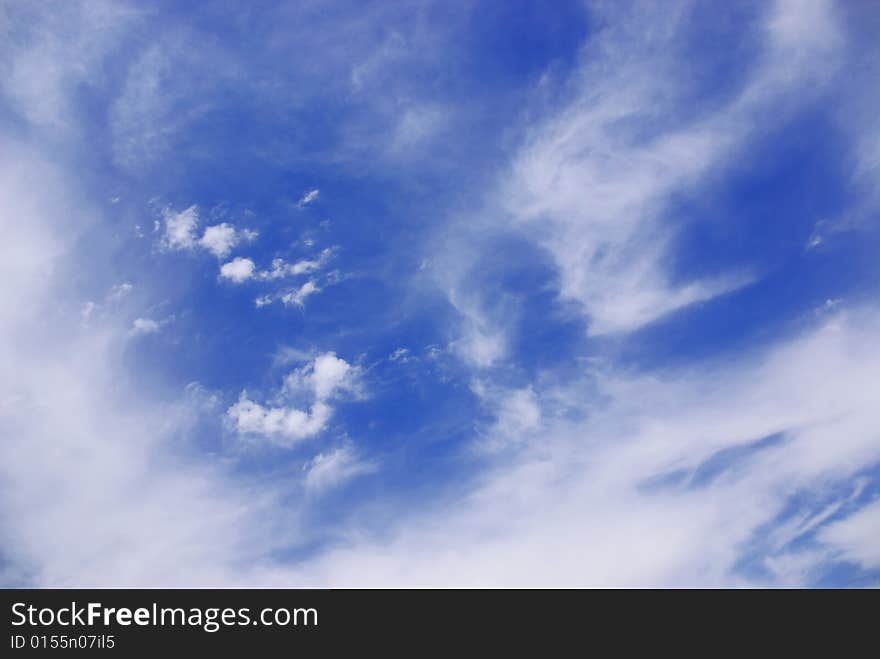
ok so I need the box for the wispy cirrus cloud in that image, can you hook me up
[304,445,376,495]
[819,498,880,572]
[496,0,840,335]
[2,0,878,590]
[268,308,880,586]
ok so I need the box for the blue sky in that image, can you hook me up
[1,0,879,587]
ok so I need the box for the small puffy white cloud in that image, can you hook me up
[161,205,257,257]
[199,223,258,258]
[298,188,319,206]
[305,446,375,494]
[281,280,319,306]
[255,295,273,308]
[226,352,356,444]
[219,257,256,283]
[129,317,162,336]
[310,352,351,399]
[162,205,199,250]
[199,223,238,258]
[227,395,331,442]
[283,352,355,401]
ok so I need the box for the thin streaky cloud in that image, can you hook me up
[0,0,878,588]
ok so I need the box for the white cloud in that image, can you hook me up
[162,205,199,250]
[282,352,356,401]
[305,446,375,494]
[226,352,356,444]
[289,255,326,276]
[0,1,140,130]
[262,259,289,281]
[249,251,337,307]
[0,140,293,587]
[301,352,352,400]
[468,383,542,451]
[199,223,238,258]
[219,257,256,283]
[281,280,319,307]
[486,0,840,335]
[819,499,880,570]
[129,317,162,336]
[265,309,880,586]
[227,395,332,442]
[446,288,505,368]
[298,189,320,206]
[258,249,333,280]
[161,206,257,258]
[493,388,541,439]
[3,0,876,590]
